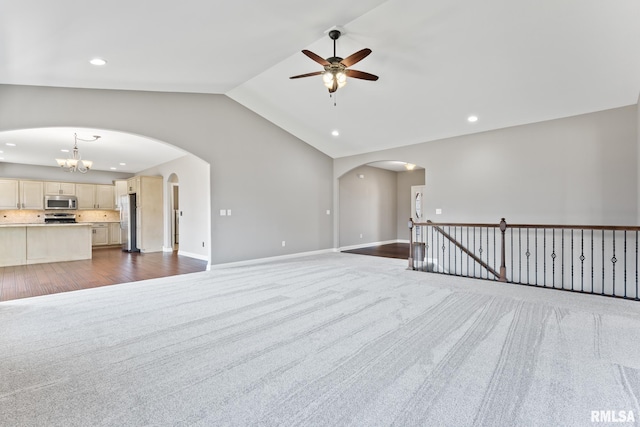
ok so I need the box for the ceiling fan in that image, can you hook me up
[290,29,378,94]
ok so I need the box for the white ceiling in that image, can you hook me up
[1,0,639,170]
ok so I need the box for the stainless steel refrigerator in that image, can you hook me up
[120,194,139,252]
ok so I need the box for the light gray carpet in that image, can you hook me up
[1,253,640,426]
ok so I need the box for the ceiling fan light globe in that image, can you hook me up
[336,71,347,88]
[322,72,334,87]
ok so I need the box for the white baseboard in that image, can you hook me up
[338,239,404,252]
[162,246,173,253]
[177,250,209,262]
[209,248,335,269]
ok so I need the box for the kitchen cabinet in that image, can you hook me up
[19,181,44,209]
[77,184,115,210]
[114,180,127,209]
[127,176,140,195]
[91,223,109,246]
[0,179,19,209]
[0,180,43,210]
[109,222,121,245]
[44,182,75,195]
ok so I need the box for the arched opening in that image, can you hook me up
[337,160,425,259]
[167,173,180,251]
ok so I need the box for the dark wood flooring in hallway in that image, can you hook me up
[0,247,208,302]
[342,242,410,260]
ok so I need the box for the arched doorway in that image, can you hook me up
[167,173,180,251]
[338,160,425,259]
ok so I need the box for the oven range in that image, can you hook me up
[44,213,77,224]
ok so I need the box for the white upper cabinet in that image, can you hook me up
[0,179,20,209]
[19,181,44,210]
[77,184,115,210]
[44,182,76,195]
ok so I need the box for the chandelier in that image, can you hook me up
[55,133,100,173]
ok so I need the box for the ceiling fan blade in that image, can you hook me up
[289,71,323,79]
[302,50,330,66]
[340,48,372,67]
[346,69,379,81]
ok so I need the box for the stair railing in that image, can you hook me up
[409,218,640,301]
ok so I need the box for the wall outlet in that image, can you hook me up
[326,210,331,215]
[359,233,363,239]
[220,209,226,216]
[436,208,442,215]
[281,241,286,247]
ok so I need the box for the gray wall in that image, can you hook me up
[396,169,426,240]
[335,106,638,231]
[339,165,397,247]
[0,84,334,264]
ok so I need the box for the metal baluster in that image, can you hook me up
[535,228,538,286]
[543,229,546,288]
[624,230,627,299]
[570,230,574,291]
[447,226,450,275]
[580,230,584,293]
[479,227,483,279]
[601,230,605,296]
[591,230,594,294]
[636,231,638,301]
[453,226,457,276]
[473,227,477,278]
[612,230,617,296]
[486,227,489,279]
[551,229,556,288]
[561,230,565,290]
[493,227,496,279]
[524,228,529,284]
[467,227,470,277]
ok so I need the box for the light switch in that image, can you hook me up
[227,209,231,216]
[326,210,331,215]
[436,208,442,215]
[220,209,226,216]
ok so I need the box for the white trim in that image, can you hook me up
[397,239,410,244]
[178,250,209,261]
[162,246,173,253]
[209,248,334,269]
[338,239,401,252]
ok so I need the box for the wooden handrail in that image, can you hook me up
[415,220,640,232]
[426,220,501,279]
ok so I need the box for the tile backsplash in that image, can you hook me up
[0,209,120,224]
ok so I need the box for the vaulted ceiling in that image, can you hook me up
[1,0,639,171]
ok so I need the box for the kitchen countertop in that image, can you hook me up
[0,223,94,227]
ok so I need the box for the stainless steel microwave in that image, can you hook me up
[44,195,77,210]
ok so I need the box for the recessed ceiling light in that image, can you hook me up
[61,149,69,153]
[90,58,107,66]
[110,167,117,170]
[0,150,3,153]
[119,162,126,166]
[6,143,16,146]
[331,130,339,137]
[467,115,478,123]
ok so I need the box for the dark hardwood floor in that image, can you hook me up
[0,247,208,302]
[342,242,410,260]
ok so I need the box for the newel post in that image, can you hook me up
[499,218,507,282]
[408,218,414,270]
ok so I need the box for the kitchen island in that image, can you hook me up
[0,223,93,267]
